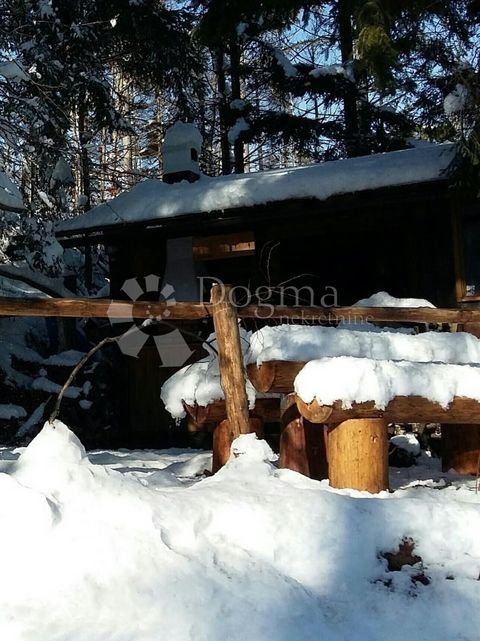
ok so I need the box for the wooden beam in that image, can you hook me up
[239,305,480,324]
[210,285,250,439]
[295,395,480,425]
[247,361,305,393]
[4,297,480,325]
[0,297,211,319]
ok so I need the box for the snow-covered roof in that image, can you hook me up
[57,142,456,237]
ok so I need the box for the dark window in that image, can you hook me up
[191,148,198,162]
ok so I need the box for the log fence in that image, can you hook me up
[2,291,480,492]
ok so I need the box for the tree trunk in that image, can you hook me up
[338,0,360,157]
[229,32,244,174]
[215,48,232,175]
[328,418,389,492]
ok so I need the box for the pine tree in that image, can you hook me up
[0,0,201,212]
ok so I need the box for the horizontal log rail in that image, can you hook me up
[183,393,480,427]
[184,397,280,427]
[1,296,480,324]
[247,361,306,393]
[295,395,480,425]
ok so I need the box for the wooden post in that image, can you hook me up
[279,394,328,480]
[328,418,389,493]
[212,417,264,473]
[280,394,309,476]
[440,323,480,474]
[210,285,250,471]
[442,424,480,474]
[212,419,232,473]
[304,421,329,481]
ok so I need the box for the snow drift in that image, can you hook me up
[0,422,479,641]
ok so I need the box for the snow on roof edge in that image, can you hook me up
[57,142,456,237]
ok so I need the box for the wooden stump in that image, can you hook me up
[442,424,480,474]
[212,417,264,473]
[280,395,328,480]
[328,418,389,493]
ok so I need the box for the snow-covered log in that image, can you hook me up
[295,395,480,426]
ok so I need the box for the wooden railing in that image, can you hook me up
[2,295,480,324]
[3,289,480,492]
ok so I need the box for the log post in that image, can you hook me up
[441,424,480,474]
[212,417,264,473]
[212,419,232,473]
[280,394,309,476]
[210,284,250,471]
[328,418,389,493]
[304,421,329,481]
[440,323,480,474]
[279,394,328,480]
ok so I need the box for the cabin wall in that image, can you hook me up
[108,234,178,447]
[103,191,457,446]
[255,196,456,308]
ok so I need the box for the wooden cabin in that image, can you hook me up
[56,128,480,446]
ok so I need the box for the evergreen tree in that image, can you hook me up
[0,0,200,212]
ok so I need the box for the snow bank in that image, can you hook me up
[294,356,480,408]
[1,422,480,641]
[0,404,26,420]
[44,349,86,367]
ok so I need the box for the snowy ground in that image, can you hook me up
[1,422,479,641]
